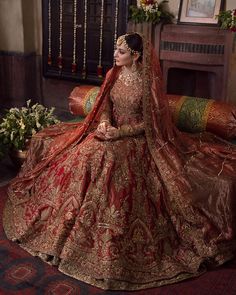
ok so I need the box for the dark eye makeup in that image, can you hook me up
[115,46,127,55]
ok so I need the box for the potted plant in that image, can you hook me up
[217,8,236,31]
[129,0,174,25]
[0,100,60,166]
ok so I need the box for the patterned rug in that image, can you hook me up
[0,185,236,295]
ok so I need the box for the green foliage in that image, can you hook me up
[216,9,236,31]
[129,1,174,25]
[0,100,60,158]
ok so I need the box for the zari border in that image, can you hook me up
[2,198,17,241]
[58,264,205,291]
[173,95,187,125]
[82,87,100,115]
[202,99,215,130]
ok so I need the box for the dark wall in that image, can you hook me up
[0,51,37,108]
[0,51,79,113]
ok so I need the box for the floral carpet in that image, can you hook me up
[0,185,236,295]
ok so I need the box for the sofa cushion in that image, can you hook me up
[68,86,236,140]
[168,95,236,139]
[69,85,100,116]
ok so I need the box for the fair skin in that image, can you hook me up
[96,42,140,140]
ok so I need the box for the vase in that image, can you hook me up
[9,138,31,169]
[9,149,28,169]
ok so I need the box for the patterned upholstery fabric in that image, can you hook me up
[168,95,214,133]
[168,95,236,139]
[69,86,100,116]
[68,86,236,140]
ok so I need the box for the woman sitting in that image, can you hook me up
[3,32,236,291]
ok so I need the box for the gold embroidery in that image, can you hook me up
[110,71,143,127]
[118,67,142,86]
[3,43,236,290]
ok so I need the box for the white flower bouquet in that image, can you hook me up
[0,100,59,158]
[217,8,236,31]
[130,0,173,24]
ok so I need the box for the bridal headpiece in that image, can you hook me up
[117,33,142,55]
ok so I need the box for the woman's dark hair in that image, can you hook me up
[125,32,143,62]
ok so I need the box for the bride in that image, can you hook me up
[3,32,236,290]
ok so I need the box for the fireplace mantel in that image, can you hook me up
[159,24,236,102]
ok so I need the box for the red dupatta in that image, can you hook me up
[142,38,194,198]
[9,66,121,193]
[10,36,236,208]
[7,35,236,261]
[142,38,236,227]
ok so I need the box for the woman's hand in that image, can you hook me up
[95,121,109,140]
[97,121,109,134]
[104,126,120,140]
[95,122,120,141]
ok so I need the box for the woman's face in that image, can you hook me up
[114,42,133,67]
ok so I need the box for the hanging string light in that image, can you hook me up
[48,0,52,65]
[72,0,77,73]
[97,0,105,78]
[113,0,119,64]
[82,0,88,79]
[58,0,63,69]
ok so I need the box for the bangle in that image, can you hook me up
[119,124,134,137]
[100,119,110,124]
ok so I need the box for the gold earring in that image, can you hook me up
[131,59,137,72]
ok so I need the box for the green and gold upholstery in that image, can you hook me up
[68,86,236,140]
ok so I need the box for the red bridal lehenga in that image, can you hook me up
[3,38,236,290]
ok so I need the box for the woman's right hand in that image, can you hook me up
[95,121,110,140]
[103,126,120,140]
[96,121,109,134]
[95,122,121,141]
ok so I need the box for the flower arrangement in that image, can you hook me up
[129,0,174,25]
[217,9,236,32]
[0,100,60,158]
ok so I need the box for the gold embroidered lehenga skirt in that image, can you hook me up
[3,129,236,290]
[3,64,236,290]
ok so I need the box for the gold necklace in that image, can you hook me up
[119,67,142,86]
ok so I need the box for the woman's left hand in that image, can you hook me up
[103,126,120,140]
[94,126,120,141]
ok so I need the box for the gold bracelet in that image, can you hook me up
[119,124,134,137]
[100,119,110,124]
